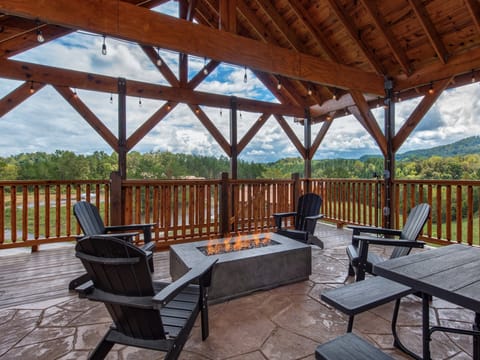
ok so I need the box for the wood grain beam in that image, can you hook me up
[237,113,270,153]
[326,0,385,75]
[393,77,452,152]
[187,60,219,89]
[0,58,305,117]
[350,90,387,156]
[408,0,448,64]
[0,81,45,117]
[53,85,118,151]
[360,0,411,75]
[126,102,178,151]
[466,0,480,35]
[0,0,384,94]
[274,114,306,158]
[188,104,231,156]
[310,120,332,158]
[141,45,179,87]
[219,0,236,32]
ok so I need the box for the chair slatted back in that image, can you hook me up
[295,193,323,233]
[74,201,106,235]
[75,236,166,340]
[391,203,431,258]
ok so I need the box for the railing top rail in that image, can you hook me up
[122,179,222,185]
[0,180,109,186]
[393,179,480,186]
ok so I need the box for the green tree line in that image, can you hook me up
[1,150,480,180]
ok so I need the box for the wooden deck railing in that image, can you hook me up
[1,176,479,250]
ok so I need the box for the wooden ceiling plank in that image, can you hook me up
[350,89,387,156]
[188,104,231,156]
[408,0,448,64]
[359,0,411,75]
[186,0,199,22]
[53,85,118,151]
[237,0,269,42]
[274,114,306,158]
[0,58,305,117]
[326,0,385,75]
[287,0,337,61]
[0,0,384,95]
[237,113,270,153]
[310,120,332,157]
[140,45,180,87]
[465,0,480,35]
[126,102,178,151]
[393,76,452,152]
[0,81,44,117]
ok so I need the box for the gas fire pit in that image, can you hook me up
[169,233,312,303]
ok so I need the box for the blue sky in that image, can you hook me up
[0,2,479,162]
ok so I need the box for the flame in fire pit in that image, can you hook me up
[199,234,277,256]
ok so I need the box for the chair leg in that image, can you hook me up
[200,287,210,340]
[348,264,356,277]
[88,333,115,360]
[391,297,421,360]
[347,316,354,332]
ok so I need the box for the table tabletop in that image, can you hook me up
[374,244,480,314]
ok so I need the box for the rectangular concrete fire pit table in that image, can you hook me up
[169,232,312,303]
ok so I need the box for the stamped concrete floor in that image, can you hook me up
[0,223,476,359]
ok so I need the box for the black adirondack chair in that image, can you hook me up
[346,203,431,281]
[75,236,217,360]
[69,201,156,289]
[273,193,324,246]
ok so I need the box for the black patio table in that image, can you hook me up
[374,243,480,360]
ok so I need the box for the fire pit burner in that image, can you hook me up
[197,236,280,255]
[170,233,311,303]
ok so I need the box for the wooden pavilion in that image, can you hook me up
[1,0,480,229]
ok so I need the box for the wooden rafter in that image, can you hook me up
[219,0,236,32]
[126,102,178,151]
[0,81,45,117]
[310,120,332,158]
[359,0,411,75]
[237,113,270,153]
[465,0,480,35]
[0,0,384,95]
[53,85,119,151]
[0,58,304,117]
[349,90,387,156]
[188,104,231,156]
[393,77,452,152]
[252,70,300,106]
[326,0,385,75]
[408,0,448,64]
[274,114,306,158]
[187,60,219,89]
[141,45,180,87]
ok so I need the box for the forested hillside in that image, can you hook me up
[0,137,479,180]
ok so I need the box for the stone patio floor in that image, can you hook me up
[0,223,476,359]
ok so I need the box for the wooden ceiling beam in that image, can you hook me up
[349,90,387,156]
[359,0,411,75]
[326,0,385,75]
[188,104,232,156]
[0,81,45,117]
[0,58,305,116]
[274,114,306,158]
[53,85,119,151]
[219,0,236,32]
[141,45,180,87]
[310,120,332,159]
[393,77,452,152]
[407,0,448,64]
[465,0,480,35]
[0,0,384,95]
[237,113,270,154]
[187,60,220,89]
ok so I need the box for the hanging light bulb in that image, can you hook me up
[332,89,337,100]
[428,82,434,95]
[195,106,200,114]
[36,29,45,43]
[138,97,142,106]
[73,88,78,98]
[29,81,35,94]
[109,93,113,104]
[471,69,476,83]
[277,78,282,90]
[101,35,107,55]
[156,47,162,66]
[203,57,208,75]
[307,85,312,96]
[243,66,248,83]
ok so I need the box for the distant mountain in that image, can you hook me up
[396,136,480,160]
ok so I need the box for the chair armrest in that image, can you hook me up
[75,280,94,296]
[348,225,402,237]
[106,223,156,243]
[354,235,425,248]
[153,258,218,307]
[272,212,297,229]
[140,242,156,252]
[95,232,139,242]
[305,214,324,221]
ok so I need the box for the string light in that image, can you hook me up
[73,88,78,98]
[101,35,107,55]
[307,85,312,96]
[156,47,162,66]
[203,57,208,75]
[138,97,142,106]
[29,81,35,94]
[471,69,476,83]
[243,66,248,83]
[166,102,171,111]
[428,82,434,95]
[277,78,282,90]
[36,29,44,43]
[195,106,200,114]
[332,89,337,100]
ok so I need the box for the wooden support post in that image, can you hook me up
[230,96,238,179]
[384,78,395,228]
[110,171,122,226]
[304,108,312,189]
[219,172,230,236]
[292,173,301,211]
[117,77,127,224]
